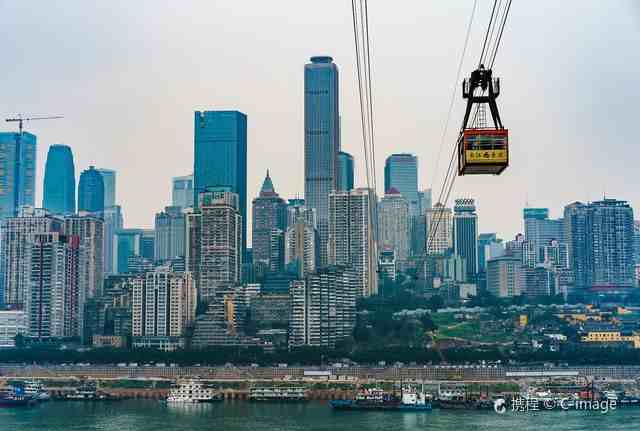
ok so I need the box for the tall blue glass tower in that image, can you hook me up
[194,110,247,256]
[43,144,76,215]
[304,56,340,267]
[78,166,104,214]
[337,151,354,191]
[0,132,36,219]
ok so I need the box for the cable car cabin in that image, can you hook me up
[458,128,508,175]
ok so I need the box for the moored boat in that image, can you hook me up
[0,385,37,408]
[330,386,432,411]
[166,380,223,403]
[249,386,308,402]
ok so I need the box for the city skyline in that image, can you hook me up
[1,1,639,242]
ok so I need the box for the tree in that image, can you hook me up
[427,295,444,312]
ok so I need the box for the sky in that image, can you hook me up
[1,0,639,242]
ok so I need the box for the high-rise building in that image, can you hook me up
[288,266,357,348]
[328,188,378,297]
[337,151,354,191]
[378,188,410,262]
[384,154,419,214]
[63,214,104,299]
[252,171,287,269]
[102,205,123,275]
[43,144,75,215]
[304,56,340,267]
[78,166,104,214]
[0,132,36,219]
[453,198,478,280]
[131,269,196,339]
[523,208,564,262]
[193,111,247,257]
[634,220,640,265]
[285,217,317,278]
[154,206,185,262]
[172,174,194,209]
[564,199,635,290]
[378,248,397,282]
[542,239,569,269]
[478,233,504,273]
[141,229,155,261]
[191,187,242,298]
[27,232,85,339]
[0,310,27,347]
[96,168,116,208]
[114,229,144,274]
[487,256,524,298]
[0,207,64,307]
[425,203,453,255]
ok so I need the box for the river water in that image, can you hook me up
[1,400,639,430]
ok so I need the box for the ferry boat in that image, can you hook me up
[22,380,51,402]
[0,385,37,408]
[330,386,432,411]
[249,386,308,402]
[166,380,223,403]
[65,381,112,401]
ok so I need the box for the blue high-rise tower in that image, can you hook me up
[304,56,340,267]
[43,144,76,215]
[337,151,354,191]
[0,132,37,219]
[193,110,247,257]
[78,166,104,213]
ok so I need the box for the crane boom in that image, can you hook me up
[5,115,64,134]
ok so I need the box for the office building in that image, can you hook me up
[337,151,354,191]
[77,166,104,214]
[252,171,287,268]
[172,174,194,209]
[0,207,64,307]
[114,229,144,274]
[487,256,524,298]
[564,199,635,290]
[63,214,104,299]
[522,265,556,298]
[453,198,478,280]
[43,144,75,215]
[193,111,247,257]
[425,203,453,255]
[102,205,123,275]
[285,216,317,278]
[141,229,155,261]
[384,154,419,215]
[378,188,410,262]
[131,269,196,338]
[96,168,116,208]
[154,206,185,262]
[378,248,397,282]
[288,266,357,348]
[478,233,503,273]
[634,220,640,264]
[542,239,569,269]
[328,188,378,297]
[0,132,36,219]
[304,56,340,267]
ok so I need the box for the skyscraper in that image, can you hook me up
[487,256,524,298]
[384,154,419,214]
[304,56,340,267]
[102,205,123,275]
[63,214,104,299]
[523,208,564,262]
[285,217,317,278]
[634,220,640,265]
[0,132,36,219]
[0,207,63,307]
[564,199,635,290]
[113,229,144,274]
[453,198,478,280]
[172,174,194,209]
[337,151,354,191]
[193,111,247,257]
[154,206,186,262]
[96,168,116,208]
[43,144,75,215]
[191,187,242,298]
[425,203,453,255]
[78,166,105,214]
[378,188,410,262]
[328,188,378,297]
[252,171,287,269]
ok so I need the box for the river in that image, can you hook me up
[1,400,639,430]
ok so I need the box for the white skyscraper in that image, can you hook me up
[425,203,453,255]
[172,174,194,209]
[328,188,378,297]
[378,189,410,263]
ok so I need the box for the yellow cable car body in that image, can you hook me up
[458,128,508,175]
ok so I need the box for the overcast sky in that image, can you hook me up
[1,1,639,242]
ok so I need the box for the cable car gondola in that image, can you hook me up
[457,65,508,175]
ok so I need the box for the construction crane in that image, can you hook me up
[5,115,64,134]
[3,114,63,217]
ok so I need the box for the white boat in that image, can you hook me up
[22,380,50,402]
[249,386,308,402]
[166,380,222,403]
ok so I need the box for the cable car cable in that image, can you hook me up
[479,0,500,67]
[489,0,512,68]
